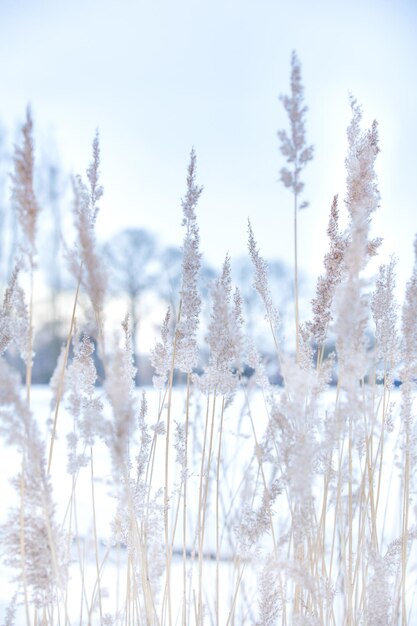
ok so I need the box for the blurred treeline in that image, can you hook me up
[0,125,296,385]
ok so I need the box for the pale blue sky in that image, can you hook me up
[0,0,416,300]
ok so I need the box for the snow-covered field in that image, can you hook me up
[1,383,416,625]
[0,384,260,624]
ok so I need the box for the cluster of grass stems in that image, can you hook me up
[0,56,416,626]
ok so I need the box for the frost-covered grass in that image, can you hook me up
[1,54,417,626]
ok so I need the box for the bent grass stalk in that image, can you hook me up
[89,448,103,623]
[25,269,34,408]
[47,269,82,473]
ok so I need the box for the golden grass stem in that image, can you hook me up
[47,271,82,474]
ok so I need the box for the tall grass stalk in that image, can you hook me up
[278,51,313,360]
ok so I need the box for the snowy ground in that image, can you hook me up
[0,384,259,624]
[0,384,416,625]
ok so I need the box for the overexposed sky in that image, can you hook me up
[0,0,416,301]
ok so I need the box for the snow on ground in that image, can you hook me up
[0,384,416,624]
[0,384,259,624]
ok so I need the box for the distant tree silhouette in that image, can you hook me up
[104,228,157,373]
